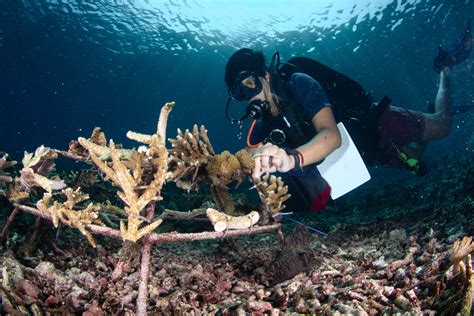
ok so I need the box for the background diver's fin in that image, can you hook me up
[452,103,474,115]
[433,17,472,72]
[427,101,474,115]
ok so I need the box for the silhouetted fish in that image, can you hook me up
[433,17,472,72]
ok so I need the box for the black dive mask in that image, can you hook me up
[228,71,263,101]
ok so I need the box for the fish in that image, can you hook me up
[433,17,472,72]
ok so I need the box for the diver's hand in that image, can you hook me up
[251,143,295,178]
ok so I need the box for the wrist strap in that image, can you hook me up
[283,147,304,172]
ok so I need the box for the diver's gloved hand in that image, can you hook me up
[251,143,295,178]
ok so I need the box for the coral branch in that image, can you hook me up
[254,174,291,215]
[157,101,175,142]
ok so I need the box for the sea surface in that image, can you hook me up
[1,0,473,181]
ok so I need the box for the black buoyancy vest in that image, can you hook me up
[266,56,391,164]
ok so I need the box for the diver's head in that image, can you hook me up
[225,48,266,88]
[224,49,279,124]
[225,48,268,103]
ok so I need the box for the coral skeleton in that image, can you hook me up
[206,208,260,232]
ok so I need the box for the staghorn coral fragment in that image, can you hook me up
[254,174,291,215]
[36,192,104,247]
[79,103,172,243]
[199,125,215,156]
[63,187,90,209]
[96,139,164,242]
[126,131,154,145]
[78,137,131,161]
[206,208,259,232]
[157,101,175,143]
[167,124,215,184]
[90,127,107,146]
[5,181,29,202]
[127,101,175,146]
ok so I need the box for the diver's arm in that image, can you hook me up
[296,107,341,165]
[251,107,340,178]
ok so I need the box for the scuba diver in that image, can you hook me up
[223,19,472,211]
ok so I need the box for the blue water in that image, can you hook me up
[1,0,473,166]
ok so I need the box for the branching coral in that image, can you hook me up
[36,188,104,247]
[167,124,255,216]
[254,174,291,216]
[167,124,215,186]
[67,127,131,161]
[451,236,474,274]
[77,102,174,243]
[79,138,164,243]
[435,237,474,314]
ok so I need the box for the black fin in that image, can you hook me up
[433,17,472,72]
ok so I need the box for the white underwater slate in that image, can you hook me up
[317,122,371,200]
